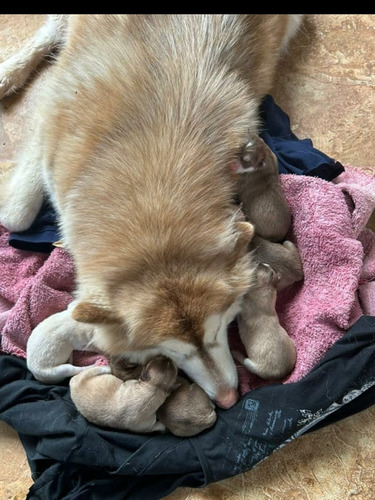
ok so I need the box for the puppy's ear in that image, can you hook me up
[235,221,254,255]
[72,301,120,324]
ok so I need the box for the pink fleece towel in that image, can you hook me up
[1,167,375,394]
[0,228,106,366]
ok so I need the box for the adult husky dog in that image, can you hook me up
[0,15,302,408]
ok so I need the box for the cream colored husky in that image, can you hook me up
[0,15,302,408]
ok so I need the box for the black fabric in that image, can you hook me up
[1,315,374,499]
[8,95,344,254]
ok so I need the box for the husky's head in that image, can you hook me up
[72,221,255,409]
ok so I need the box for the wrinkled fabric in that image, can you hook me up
[1,316,375,500]
[259,95,344,179]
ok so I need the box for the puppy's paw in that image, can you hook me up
[256,262,277,287]
[282,240,298,254]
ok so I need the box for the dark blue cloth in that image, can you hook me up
[8,200,58,253]
[1,315,374,499]
[9,95,344,253]
[259,95,344,179]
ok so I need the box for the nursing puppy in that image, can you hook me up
[234,263,297,380]
[231,137,302,379]
[70,357,178,433]
[157,376,217,436]
[26,304,100,384]
[110,356,218,436]
[232,135,291,241]
[28,318,216,435]
[250,236,303,290]
[0,15,303,408]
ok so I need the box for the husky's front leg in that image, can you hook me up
[0,126,45,232]
[0,15,68,99]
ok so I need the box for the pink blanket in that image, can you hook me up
[1,167,375,395]
[231,166,375,394]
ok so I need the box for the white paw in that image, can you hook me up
[0,205,37,232]
[0,59,30,99]
[0,188,43,232]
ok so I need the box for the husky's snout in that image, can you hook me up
[214,387,239,409]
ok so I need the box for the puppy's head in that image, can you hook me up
[157,378,217,436]
[139,356,178,392]
[229,136,278,176]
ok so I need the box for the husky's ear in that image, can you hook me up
[72,301,120,324]
[235,221,254,255]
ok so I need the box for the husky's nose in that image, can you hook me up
[214,388,239,409]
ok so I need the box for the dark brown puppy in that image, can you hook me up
[249,235,303,290]
[232,135,291,242]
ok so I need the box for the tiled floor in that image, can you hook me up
[1,14,375,500]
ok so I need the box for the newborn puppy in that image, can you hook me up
[234,263,297,380]
[109,354,143,380]
[110,356,218,436]
[157,376,217,437]
[70,356,178,433]
[232,135,291,242]
[26,304,99,383]
[250,235,303,290]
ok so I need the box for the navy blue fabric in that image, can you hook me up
[8,200,58,253]
[1,316,375,499]
[8,95,344,253]
[259,95,344,179]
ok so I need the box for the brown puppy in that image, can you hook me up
[249,235,303,290]
[234,263,297,380]
[109,354,143,380]
[230,136,301,380]
[232,135,291,242]
[110,356,217,436]
[70,356,178,433]
[157,376,217,437]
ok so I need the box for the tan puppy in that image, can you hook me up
[70,357,178,433]
[232,135,291,241]
[110,357,217,436]
[0,15,303,408]
[234,263,296,380]
[157,376,217,437]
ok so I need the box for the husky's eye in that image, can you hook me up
[162,342,196,360]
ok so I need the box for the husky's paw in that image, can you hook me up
[0,58,30,99]
[0,197,41,232]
